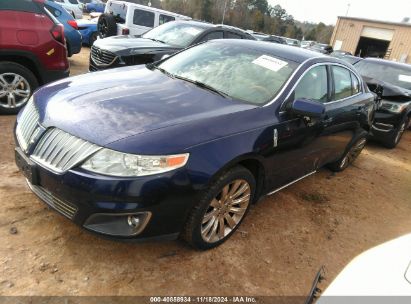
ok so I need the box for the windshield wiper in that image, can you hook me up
[173,75,229,99]
[146,38,166,44]
[146,63,175,78]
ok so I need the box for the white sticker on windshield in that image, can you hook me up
[252,55,288,72]
[399,74,411,83]
[185,28,202,36]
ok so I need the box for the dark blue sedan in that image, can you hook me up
[14,40,376,249]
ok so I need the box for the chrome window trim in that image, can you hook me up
[277,61,365,112]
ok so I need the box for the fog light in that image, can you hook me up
[84,212,152,237]
[128,215,140,228]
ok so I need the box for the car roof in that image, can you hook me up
[207,39,325,63]
[360,57,411,70]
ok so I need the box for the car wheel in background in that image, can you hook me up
[89,32,98,45]
[183,166,255,250]
[327,133,367,172]
[66,41,72,57]
[98,14,117,38]
[383,116,409,149]
[0,62,38,115]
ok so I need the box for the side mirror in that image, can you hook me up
[291,99,325,118]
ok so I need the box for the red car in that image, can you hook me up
[0,0,69,114]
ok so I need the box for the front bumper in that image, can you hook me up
[15,146,198,241]
[369,111,403,141]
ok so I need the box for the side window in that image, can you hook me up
[68,0,78,4]
[133,9,155,28]
[159,14,175,25]
[199,31,224,42]
[332,66,353,100]
[294,66,328,103]
[45,4,61,18]
[226,32,242,39]
[351,73,361,94]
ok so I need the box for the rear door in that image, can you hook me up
[319,64,366,164]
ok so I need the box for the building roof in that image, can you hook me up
[337,16,411,28]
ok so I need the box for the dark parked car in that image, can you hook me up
[0,0,69,114]
[89,20,255,71]
[251,32,286,44]
[309,43,333,55]
[354,58,411,148]
[338,55,362,66]
[15,40,376,249]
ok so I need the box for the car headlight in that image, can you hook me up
[379,100,410,113]
[81,148,189,177]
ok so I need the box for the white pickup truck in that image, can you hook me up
[98,0,191,37]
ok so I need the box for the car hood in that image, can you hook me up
[363,76,411,102]
[319,233,411,297]
[93,36,180,55]
[33,65,256,149]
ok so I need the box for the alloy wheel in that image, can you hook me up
[201,179,251,243]
[340,138,367,169]
[0,73,31,109]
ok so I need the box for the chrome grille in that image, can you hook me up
[31,128,101,173]
[27,181,78,219]
[16,99,40,152]
[91,46,118,66]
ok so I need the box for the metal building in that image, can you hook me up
[330,16,411,63]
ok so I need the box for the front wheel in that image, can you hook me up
[183,166,256,250]
[327,135,367,172]
[0,62,38,115]
[383,117,409,149]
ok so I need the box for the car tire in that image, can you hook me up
[98,14,117,38]
[89,32,98,45]
[383,116,409,149]
[183,166,256,250]
[327,132,367,172]
[0,62,38,115]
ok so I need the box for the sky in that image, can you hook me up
[267,0,411,25]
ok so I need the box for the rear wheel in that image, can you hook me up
[98,14,117,38]
[328,135,367,172]
[0,62,38,115]
[183,166,255,250]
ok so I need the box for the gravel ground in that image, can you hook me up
[1,47,411,296]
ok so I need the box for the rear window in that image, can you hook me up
[159,14,175,25]
[106,2,127,23]
[0,0,42,13]
[133,9,155,28]
[226,32,242,39]
[44,4,62,18]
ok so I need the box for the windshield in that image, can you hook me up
[143,22,206,48]
[157,42,298,105]
[355,61,411,90]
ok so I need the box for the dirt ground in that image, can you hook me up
[1,47,411,297]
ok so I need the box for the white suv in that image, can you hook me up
[52,0,83,19]
[99,0,191,37]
